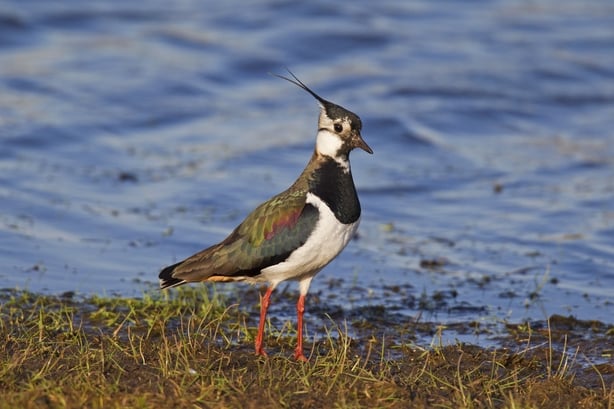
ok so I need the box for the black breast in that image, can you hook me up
[309,159,361,224]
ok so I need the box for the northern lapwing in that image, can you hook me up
[159,71,372,361]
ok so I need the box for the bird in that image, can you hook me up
[159,70,372,361]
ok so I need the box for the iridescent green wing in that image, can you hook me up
[171,189,319,281]
[230,189,319,273]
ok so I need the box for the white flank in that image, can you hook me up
[316,130,349,170]
[259,192,359,294]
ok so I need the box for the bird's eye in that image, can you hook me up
[334,123,343,132]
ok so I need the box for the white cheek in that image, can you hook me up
[316,130,343,157]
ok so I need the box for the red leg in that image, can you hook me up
[294,294,308,362]
[255,287,273,357]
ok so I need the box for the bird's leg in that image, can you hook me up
[255,287,274,357]
[293,294,308,362]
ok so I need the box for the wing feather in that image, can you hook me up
[164,189,319,283]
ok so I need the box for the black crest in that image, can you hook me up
[272,69,362,128]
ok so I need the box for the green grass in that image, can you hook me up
[0,287,612,408]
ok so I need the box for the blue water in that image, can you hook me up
[1,1,613,329]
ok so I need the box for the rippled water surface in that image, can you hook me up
[1,1,613,329]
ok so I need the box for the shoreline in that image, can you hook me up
[1,287,612,408]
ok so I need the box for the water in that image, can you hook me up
[1,1,613,329]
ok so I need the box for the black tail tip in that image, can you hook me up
[159,262,186,289]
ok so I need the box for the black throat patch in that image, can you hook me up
[309,159,361,224]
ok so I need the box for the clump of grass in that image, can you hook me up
[0,288,612,409]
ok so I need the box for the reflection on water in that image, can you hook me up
[1,1,613,329]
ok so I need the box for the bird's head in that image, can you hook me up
[273,70,373,160]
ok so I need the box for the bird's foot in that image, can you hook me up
[255,346,268,357]
[293,348,308,362]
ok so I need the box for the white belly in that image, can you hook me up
[259,192,359,288]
